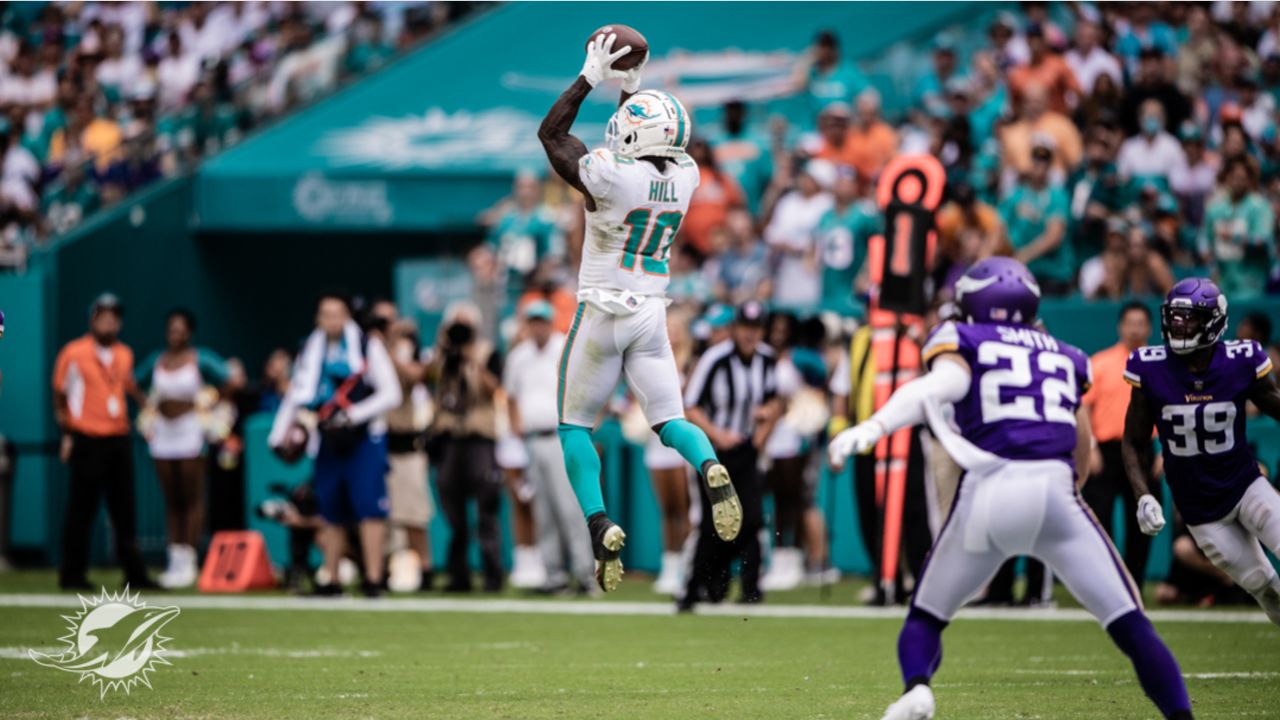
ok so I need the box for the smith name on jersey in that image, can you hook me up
[576,146,700,299]
[923,321,1093,467]
[1125,339,1274,525]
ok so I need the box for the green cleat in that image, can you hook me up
[703,462,743,542]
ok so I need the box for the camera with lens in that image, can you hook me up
[441,320,475,375]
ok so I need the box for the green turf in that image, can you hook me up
[1,572,1277,719]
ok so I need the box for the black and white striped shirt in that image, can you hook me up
[684,340,778,437]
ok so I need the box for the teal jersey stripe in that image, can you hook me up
[557,303,586,421]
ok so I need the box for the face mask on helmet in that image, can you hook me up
[605,116,622,153]
[1161,304,1221,354]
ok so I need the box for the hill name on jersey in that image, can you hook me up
[576,148,700,301]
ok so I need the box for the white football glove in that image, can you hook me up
[619,50,648,93]
[1136,493,1166,536]
[828,420,885,466]
[580,33,633,88]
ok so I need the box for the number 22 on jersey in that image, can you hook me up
[620,209,683,276]
[977,341,1078,425]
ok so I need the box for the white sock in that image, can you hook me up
[164,544,181,575]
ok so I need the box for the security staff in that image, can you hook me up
[53,293,153,590]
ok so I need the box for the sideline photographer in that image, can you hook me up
[426,301,504,592]
[367,300,436,592]
[268,291,402,597]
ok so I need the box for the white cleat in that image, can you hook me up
[881,685,935,720]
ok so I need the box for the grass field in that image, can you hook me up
[0,570,1277,719]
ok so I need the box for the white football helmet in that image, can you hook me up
[605,90,691,159]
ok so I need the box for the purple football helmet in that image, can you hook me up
[1161,277,1227,355]
[955,257,1041,325]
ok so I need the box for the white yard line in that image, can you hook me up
[0,593,1269,624]
[0,646,383,660]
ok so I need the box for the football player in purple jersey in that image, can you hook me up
[1122,278,1280,625]
[831,257,1191,720]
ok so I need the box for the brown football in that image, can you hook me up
[585,24,648,71]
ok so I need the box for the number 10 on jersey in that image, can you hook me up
[620,208,683,275]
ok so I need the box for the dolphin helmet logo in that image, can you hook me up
[29,587,180,697]
[624,99,662,125]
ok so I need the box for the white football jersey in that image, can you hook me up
[575,148,701,297]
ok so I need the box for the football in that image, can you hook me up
[585,24,648,71]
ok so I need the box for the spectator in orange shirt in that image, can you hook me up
[48,96,123,175]
[682,138,746,259]
[1009,23,1082,115]
[1000,82,1082,177]
[52,293,154,590]
[1081,301,1157,586]
[934,182,1011,294]
[843,89,898,181]
[517,264,578,335]
[806,101,853,165]
[935,181,1010,260]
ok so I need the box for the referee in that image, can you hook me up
[680,301,782,609]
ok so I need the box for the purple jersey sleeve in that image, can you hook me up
[922,321,965,368]
[1244,340,1274,381]
[1123,345,1166,390]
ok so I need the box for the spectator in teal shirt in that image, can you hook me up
[913,44,963,120]
[1199,157,1276,299]
[1001,144,1074,295]
[795,30,869,123]
[345,13,396,76]
[966,50,1009,143]
[709,100,774,215]
[484,172,564,287]
[817,167,879,314]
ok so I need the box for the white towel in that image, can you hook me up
[268,320,365,448]
[287,320,365,408]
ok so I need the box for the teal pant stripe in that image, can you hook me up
[557,303,586,422]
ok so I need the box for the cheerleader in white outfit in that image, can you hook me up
[135,309,229,589]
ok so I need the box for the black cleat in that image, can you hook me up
[588,513,627,593]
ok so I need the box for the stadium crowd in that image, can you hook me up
[35,2,1280,608]
[0,1,479,266]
